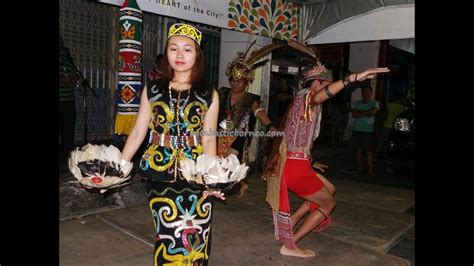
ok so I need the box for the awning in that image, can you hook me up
[301,0,414,44]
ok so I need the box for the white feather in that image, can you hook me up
[68,143,134,190]
[178,154,248,188]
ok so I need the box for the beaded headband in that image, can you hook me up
[302,62,333,84]
[168,23,202,46]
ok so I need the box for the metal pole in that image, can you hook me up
[83,70,88,144]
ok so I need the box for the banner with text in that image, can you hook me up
[99,0,298,40]
[99,0,227,28]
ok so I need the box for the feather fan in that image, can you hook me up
[68,144,133,193]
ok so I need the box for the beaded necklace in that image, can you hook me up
[168,83,191,181]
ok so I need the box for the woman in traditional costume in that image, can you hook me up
[121,23,223,265]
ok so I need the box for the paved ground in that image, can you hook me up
[60,173,414,265]
[60,144,415,265]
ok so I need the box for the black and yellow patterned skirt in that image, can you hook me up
[145,179,213,266]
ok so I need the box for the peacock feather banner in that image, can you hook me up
[227,0,298,41]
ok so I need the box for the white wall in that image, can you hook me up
[344,41,380,141]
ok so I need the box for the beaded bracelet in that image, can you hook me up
[342,73,351,87]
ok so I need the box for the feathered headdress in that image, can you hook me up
[287,39,332,87]
[302,62,333,85]
[226,40,283,83]
[287,39,319,65]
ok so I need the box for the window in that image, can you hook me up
[201,30,221,89]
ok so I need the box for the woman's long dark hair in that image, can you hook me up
[160,40,210,95]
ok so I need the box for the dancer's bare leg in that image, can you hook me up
[280,244,315,258]
[281,187,335,258]
[291,175,335,228]
[236,180,249,198]
[317,174,336,195]
[290,201,311,228]
[227,148,249,197]
[293,187,336,242]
